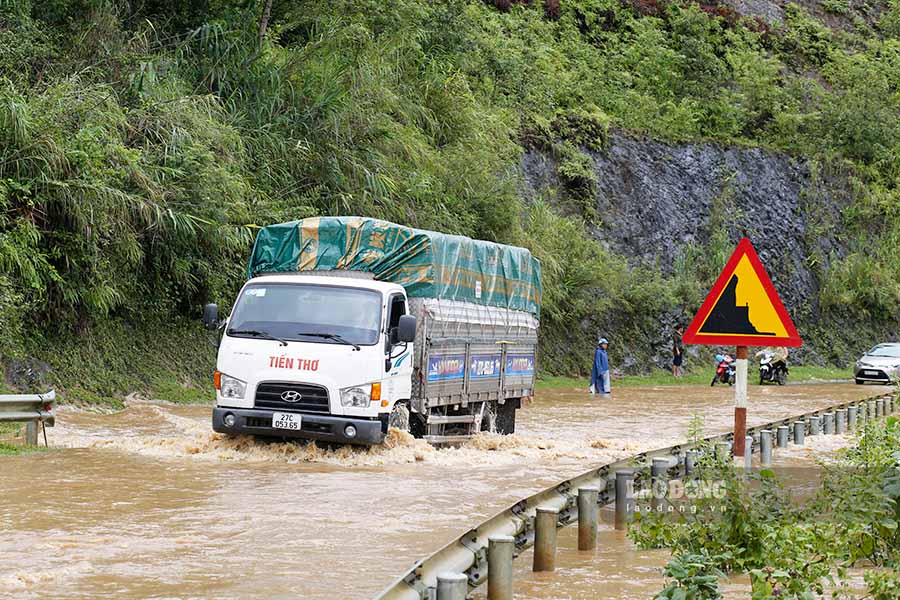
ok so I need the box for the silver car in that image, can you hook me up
[855,343,900,384]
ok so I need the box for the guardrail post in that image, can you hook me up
[436,573,468,600]
[876,398,884,418]
[823,412,835,435]
[837,409,847,434]
[24,422,38,446]
[793,421,805,445]
[614,470,634,531]
[809,416,820,435]
[760,430,773,467]
[487,535,514,600]
[744,435,752,470]
[684,451,697,475]
[776,426,788,448]
[651,458,668,512]
[848,406,857,431]
[577,487,599,551]
[533,507,558,572]
[868,400,876,420]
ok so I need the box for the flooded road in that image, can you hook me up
[470,426,868,600]
[0,382,887,599]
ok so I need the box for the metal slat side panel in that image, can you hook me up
[424,341,468,401]
[503,343,537,398]
[373,392,897,600]
[467,343,502,395]
[410,299,539,408]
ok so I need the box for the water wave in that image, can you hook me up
[51,403,636,468]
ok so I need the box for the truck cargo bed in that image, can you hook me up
[409,298,537,419]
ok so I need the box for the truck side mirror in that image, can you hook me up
[397,314,416,343]
[202,303,219,330]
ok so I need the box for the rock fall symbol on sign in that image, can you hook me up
[683,238,802,347]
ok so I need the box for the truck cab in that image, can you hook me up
[206,273,416,445]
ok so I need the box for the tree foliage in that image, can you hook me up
[1,0,900,381]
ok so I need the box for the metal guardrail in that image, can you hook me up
[0,390,56,446]
[374,392,896,600]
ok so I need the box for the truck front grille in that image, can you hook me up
[254,382,330,414]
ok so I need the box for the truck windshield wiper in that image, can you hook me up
[227,329,288,346]
[296,332,360,351]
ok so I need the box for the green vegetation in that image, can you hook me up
[1,0,899,401]
[0,442,48,456]
[0,422,21,437]
[0,422,46,455]
[24,319,217,408]
[0,442,23,456]
[630,416,900,598]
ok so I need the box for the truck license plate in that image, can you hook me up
[272,412,302,430]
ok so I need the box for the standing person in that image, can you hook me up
[672,325,684,378]
[591,337,611,396]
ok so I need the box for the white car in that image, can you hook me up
[854,343,900,384]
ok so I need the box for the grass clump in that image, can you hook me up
[0,442,23,456]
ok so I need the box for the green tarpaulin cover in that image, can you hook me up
[247,217,542,317]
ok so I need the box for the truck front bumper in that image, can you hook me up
[212,407,387,445]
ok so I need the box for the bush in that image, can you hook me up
[632,418,900,598]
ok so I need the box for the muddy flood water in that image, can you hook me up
[0,382,888,600]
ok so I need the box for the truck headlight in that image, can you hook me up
[220,374,247,399]
[341,385,371,408]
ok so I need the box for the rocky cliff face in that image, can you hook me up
[523,131,856,367]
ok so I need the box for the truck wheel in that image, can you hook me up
[495,399,518,435]
[409,412,426,438]
[389,402,426,438]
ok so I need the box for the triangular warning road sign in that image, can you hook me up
[683,238,802,347]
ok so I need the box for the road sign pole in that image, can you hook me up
[733,345,748,458]
[681,239,801,460]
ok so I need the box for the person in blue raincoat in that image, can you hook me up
[590,337,611,395]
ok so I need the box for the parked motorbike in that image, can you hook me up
[710,354,736,386]
[759,351,788,385]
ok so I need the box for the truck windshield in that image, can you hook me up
[228,283,382,346]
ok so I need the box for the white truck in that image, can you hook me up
[203,217,542,445]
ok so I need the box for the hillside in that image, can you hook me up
[1,0,899,402]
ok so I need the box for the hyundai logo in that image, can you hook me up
[280,390,303,403]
